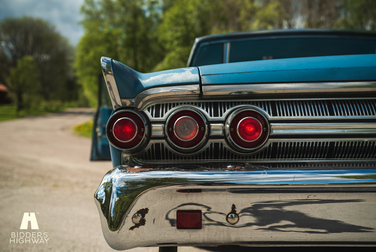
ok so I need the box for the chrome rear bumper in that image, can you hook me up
[94,166,376,249]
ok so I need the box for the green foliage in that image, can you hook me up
[76,0,376,103]
[335,0,376,30]
[8,56,40,114]
[0,105,19,122]
[73,120,93,138]
[154,0,211,71]
[208,0,285,33]
[75,0,164,106]
[0,17,76,104]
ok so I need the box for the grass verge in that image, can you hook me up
[0,101,86,122]
[73,120,93,138]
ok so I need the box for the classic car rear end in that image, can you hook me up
[95,30,376,250]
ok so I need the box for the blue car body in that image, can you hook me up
[94,30,376,250]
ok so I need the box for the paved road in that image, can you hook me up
[0,108,208,252]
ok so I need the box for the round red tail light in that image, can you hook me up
[237,117,262,142]
[166,108,207,151]
[226,107,269,152]
[113,118,137,142]
[106,110,149,152]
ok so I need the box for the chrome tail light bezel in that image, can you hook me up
[106,109,150,153]
[225,105,270,153]
[165,107,209,153]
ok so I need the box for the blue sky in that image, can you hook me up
[0,0,85,46]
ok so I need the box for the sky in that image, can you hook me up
[0,0,85,46]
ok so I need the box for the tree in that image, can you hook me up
[75,0,164,107]
[8,56,40,114]
[154,0,211,71]
[154,0,289,71]
[335,0,376,30]
[0,17,75,103]
[301,0,341,28]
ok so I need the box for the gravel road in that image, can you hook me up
[0,108,208,252]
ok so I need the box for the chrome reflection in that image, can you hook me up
[101,57,122,109]
[95,166,376,231]
[202,81,376,97]
[122,85,200,109]
[94,166,376,250]
[271,122,376,135]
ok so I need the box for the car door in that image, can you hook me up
[90,75,112,161]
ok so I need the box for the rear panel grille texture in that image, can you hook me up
[145,99,376,119]
[332,99,376,116]
[135,140,376,164]
[146,101,273,119]
[136,98,376,165]
[275,100,330,117]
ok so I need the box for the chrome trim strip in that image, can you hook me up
[225,42,230,63]
[101,57,122,109]
[151,124,165,138]
[271,123,376,135]
[268,138,376,142]
[202,81,376,97]
[121,84,200,109]
[95,167,376,249]
[210,123,224,136]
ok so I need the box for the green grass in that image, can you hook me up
[0,104,57,122]
[73,120,93,138]
[0,105,22,122]
[0,101,84,122]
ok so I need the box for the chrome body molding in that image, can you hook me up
[95,166,376,250]
[210,123,224,136]
[150,122,376,139]
[270,122,376,135]
[101,57,122,109]
[101,57,200,110]
[151,124,165,138]
[121,85,200,109]
[202,81,376,98]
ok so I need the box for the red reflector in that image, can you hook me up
[177,210,202,229]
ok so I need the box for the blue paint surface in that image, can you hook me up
[111,59,200,99]
[199,54,376,85]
